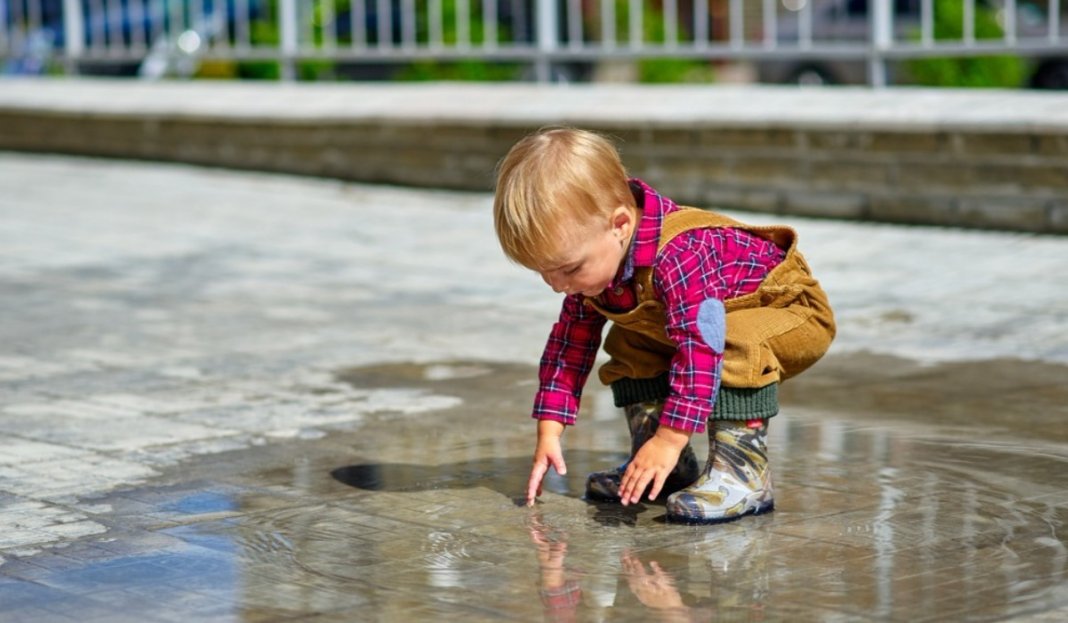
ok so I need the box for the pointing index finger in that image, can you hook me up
[526,462,547,505]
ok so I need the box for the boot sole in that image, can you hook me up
[665,501,774,525]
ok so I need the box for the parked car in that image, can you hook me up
[756,0,1068,88]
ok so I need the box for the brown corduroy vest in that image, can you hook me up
[585,208,836,393]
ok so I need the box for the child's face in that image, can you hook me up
[539,208,634,298]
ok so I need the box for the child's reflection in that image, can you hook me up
[529,516,768,622]
[620,551,691,617]
[529,516,583,622]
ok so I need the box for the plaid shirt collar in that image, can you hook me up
[611,178,678,288]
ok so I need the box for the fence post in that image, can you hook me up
[280,0,298,81]
[62,0,85,75]
[869,0,892,87]
[534,0,558,82]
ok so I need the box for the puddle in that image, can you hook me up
[329,449,623,502]
[780,352,1068,443]
[2,358,1067,621]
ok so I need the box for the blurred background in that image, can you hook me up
[2,0,1067,88]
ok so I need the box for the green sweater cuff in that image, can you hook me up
[712,384,780,420]
[611,376,779,420]
[611,375,670,407]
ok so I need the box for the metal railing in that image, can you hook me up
[2,0,1067,86]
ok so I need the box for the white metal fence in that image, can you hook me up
[2,0,1067,86]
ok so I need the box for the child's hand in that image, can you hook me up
[527,420,567,506]
[619,425,691,506]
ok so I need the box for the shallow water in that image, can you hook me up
[4,154,1068,622]
[2,358,1066,622]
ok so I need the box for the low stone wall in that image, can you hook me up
[1,78,1066,234]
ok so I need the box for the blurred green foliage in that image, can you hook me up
[396,0,521,81]
[235,17,281,80]
[233,1,340,79]
[637,57,715,83]
[221,0,716,82]
[907,0,1026,88]
[612,0,715,83]
[398,59,520,81]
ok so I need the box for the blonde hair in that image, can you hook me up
[494,127,632,270]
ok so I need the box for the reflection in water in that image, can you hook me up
[529,515,584,622]
[528,511,772,622]
[9,410,1066,621]
[619,552,687,614]
[330,449,624,503]
[874,466,904,615]
[424,530,470,589]
[514,410,1068,622]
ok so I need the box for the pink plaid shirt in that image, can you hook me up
[532,180,785,433]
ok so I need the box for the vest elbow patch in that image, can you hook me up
[696,298,726,353]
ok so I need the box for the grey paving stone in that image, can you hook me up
[0,152,1066,621]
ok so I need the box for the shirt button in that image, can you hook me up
[613,287,624,296]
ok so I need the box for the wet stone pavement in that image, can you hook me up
[2,153,1068,622]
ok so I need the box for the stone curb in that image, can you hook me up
[2,78,1066,234]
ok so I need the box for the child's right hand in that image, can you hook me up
[527,420,568,506]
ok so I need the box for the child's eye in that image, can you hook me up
[565,264,582,275]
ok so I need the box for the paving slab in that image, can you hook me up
[1,151,1067,621]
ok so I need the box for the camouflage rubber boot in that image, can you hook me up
[585,400,701,502]
[665,419,774,524]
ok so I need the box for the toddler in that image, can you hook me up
[493,128,835,523]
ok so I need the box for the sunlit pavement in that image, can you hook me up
[1,152,1067,622]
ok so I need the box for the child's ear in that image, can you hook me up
[611,205,635,237]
